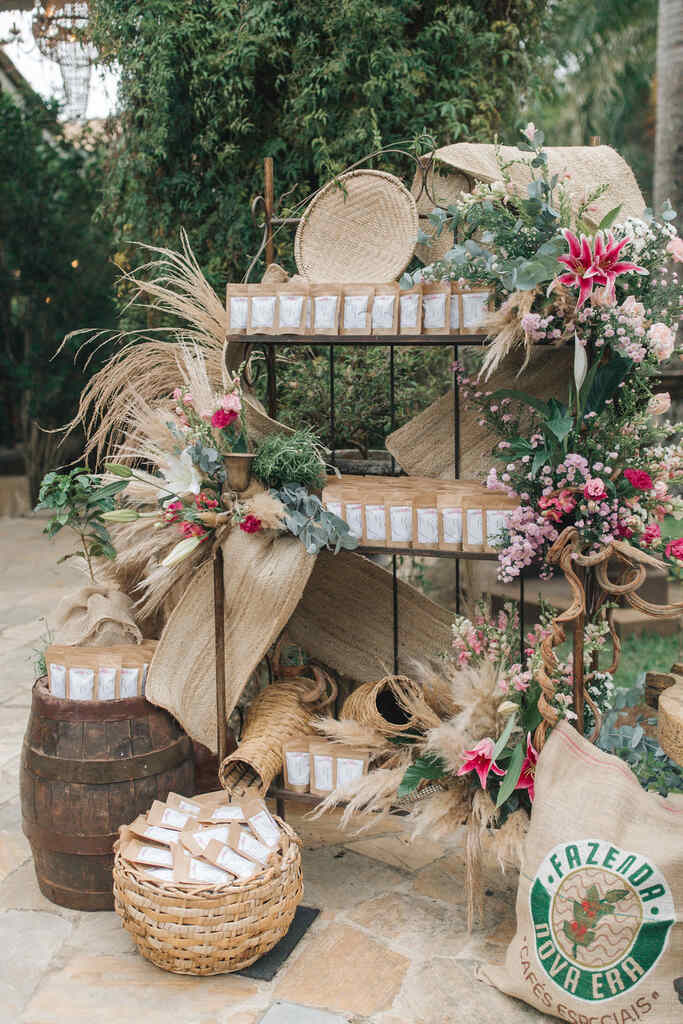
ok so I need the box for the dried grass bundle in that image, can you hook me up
[479,290,536,380]
[311,716,389,753]
[490,807,529,872]
[310,756,414,832]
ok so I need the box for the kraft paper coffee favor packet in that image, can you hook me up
[140,866,175,883]
[122,838,174,869]
[362,489,388,548]
[398,281,423,335]
[198,801,246,824]
[127,814,180,847]
[282,737,311,794]
[310,740,336,797]
[437,492,464,551]
[461,287,491,331]
[276,281,309,335]
[247,282,277,335]
[241,796,282,849]
[180,824,230,857]
[226,283,249,335]
[422,282,451,335]
[413,489,439,550]
[341,285,374,336]
[172,843,232,885]
[342,497,364,540]
[462,495,485,553]
[311,285,341,335]
[385,490,413,549]
[166,792,202,817]
[371,284,399,335]
[333,746,369,787]
[483,495,518,553]
[226,823,274,867]
[203,839,258,880]
[147,800,199,832]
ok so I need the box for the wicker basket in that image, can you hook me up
[295,170,418,284]
[341,675,423,737]
[112,816,303,976]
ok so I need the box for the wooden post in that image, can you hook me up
[573,564,586,735]
[213,548,229,765]
[590,136,601,146]
[264,157,274,267]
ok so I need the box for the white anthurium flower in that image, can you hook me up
[161,535,203,568]
[574,331,588,393]
[159,449,203,500]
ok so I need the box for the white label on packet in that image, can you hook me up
[461,292,489,329]
[69,667,94,701]
[279,294,304,329]
[345,503,362,537]
[417,508,439,545]
[372,294,395,330]
[160,807,193,830]
[325,501,343,518]
[466,509,484,545]
[313,754,334,792]
[230,296,248,330]
[399,293,419,329]
[144,826,179,846]
[486,510,507,546]
[343,295,368,330]
[188,858,231,884]
[450,295,460,330]
[143,866,175,881]
[169,794,202,815]
[191,826,230,851]
[389,505,412,543]
[442,508,463,544]
[138,845,173,867]
[210,805,244,822]
[49,663,66,699]
[216,846,257,879]
[250,809,280,848]
[237,831,271,865]
[365,504,386,541]
[251,295,276,328]
[285,751,310,787]
[336,757,364,787]
[119,667,139,698]
[97,667,117,700]
[314,295,338,330]
[423,293,446,328]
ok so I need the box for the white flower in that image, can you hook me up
[161,535,203,568]
[160,449,203,498]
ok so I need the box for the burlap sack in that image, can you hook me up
[52,584,143,647]
[480,721,683,1023]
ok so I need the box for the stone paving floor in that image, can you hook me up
[0,517,550,1024]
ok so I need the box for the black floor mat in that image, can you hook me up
[237,905,320,982]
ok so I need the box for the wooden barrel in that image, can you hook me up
[20,678,195,911]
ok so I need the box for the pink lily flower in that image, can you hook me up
[515,733,538,802]
[555,229,599,308]
[590,231,646,298]
[457,738,505,789]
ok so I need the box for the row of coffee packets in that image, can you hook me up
[46,641,158,701]
[322,476,518,553]
[226,281,491,337]
[119,790,285,887]
[282,736,368,796]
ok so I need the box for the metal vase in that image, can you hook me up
[223,452,255,493]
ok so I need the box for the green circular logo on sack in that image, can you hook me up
[530,838,674,1002]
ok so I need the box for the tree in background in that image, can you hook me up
[89,0,548,285]
[0,91,116,498]
[529,0,657,202]
[654,0,683,215]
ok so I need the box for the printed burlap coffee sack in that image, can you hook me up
[479,722,682,1022]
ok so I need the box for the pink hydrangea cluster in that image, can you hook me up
[520,312,557,342]
[497,505,559,582]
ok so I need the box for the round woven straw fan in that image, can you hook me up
[295,169,419,283]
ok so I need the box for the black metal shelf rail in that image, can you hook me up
[255,333,527,671]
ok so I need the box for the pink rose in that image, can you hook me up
[211,408,238,429]
[583,477,607,500]
[624,468,654,491]
[648,392,671,415]
[666,236,683,263]
[641,522,661,547]
[620,295,645,318]
[665,537,683,562]
[648,323,674,362]
[653,479,668,500]
[221,392,242,415]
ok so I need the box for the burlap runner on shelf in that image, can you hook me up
[386,347,572,482]
[52,584,143,647]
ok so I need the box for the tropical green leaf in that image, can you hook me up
[397,754,447,799]
[545,398,574,442]
[492,713,517,760]
[495,741,525,807]
[584,354,632,415]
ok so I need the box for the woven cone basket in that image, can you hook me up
[341,675,424,737]
[112,818,302,976]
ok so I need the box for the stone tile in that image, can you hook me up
[0,828,31,881]
[0,861,80,920]
[0,754,21,804]
[300,847,406,911]
[282,807,406,852]
[344,834,445,872]
[0,796,21,832]
[346,891,468,958]
[21,954,260,1024]
[390,957,547,1024]
[260,1002,353,1024]
[0,909,72,1019]
[275,923,408,1017]
[63,911,137,956]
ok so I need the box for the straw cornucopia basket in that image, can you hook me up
[112,816,302,976]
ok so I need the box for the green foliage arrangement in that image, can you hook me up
[0,91,116,496]
[253,429,327,492]
[273,484,359,556]
[88,0,548,286]
[35,469,129,582]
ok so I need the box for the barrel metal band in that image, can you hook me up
[22,735,192,784]
[22,818,118,855]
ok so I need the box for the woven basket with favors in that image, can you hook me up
[113,790,303,975]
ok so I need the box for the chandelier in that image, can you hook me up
[32,2,95,121]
